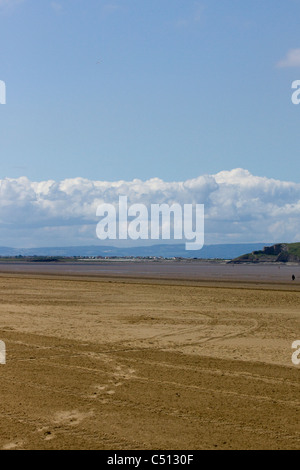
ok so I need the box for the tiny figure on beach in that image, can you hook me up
[292,275,296,281]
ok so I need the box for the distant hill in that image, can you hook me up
[230,243,300,264]
[0,243,272,260]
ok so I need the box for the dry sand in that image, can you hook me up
[0,269,299,450]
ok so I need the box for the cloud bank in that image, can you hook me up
[1,168,300,247]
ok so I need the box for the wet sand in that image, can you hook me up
[0,266,299,450]
[0,260,299,284]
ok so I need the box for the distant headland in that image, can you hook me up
[230,243,300,264]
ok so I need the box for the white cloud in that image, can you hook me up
[277,49,300,68]
[0,169,300,247]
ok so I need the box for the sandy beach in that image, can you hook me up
[0,264,299,450]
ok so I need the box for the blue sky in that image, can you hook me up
[1,0,300,183]
[1,0,300,248]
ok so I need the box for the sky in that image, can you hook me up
[1,0,300,248]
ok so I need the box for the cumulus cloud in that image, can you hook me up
[277,49,300,68]
[0,168,300,247]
